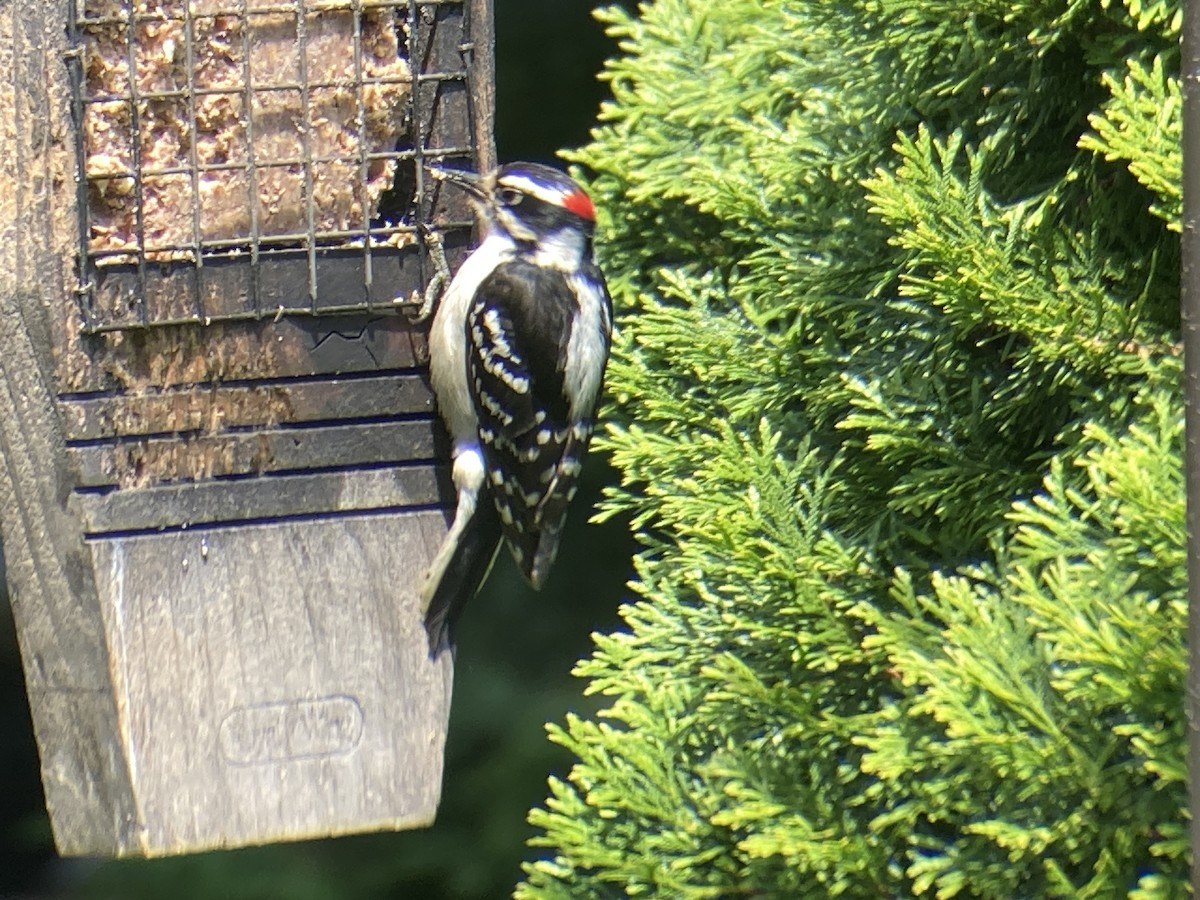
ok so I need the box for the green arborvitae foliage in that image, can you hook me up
[516,0,1185,897]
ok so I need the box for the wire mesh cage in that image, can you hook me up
[67,0,477,332]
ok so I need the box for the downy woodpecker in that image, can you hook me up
[417,162,612,655]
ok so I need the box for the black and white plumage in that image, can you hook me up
[419,162,612,655]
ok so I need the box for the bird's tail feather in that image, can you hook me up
[422,490,503,657]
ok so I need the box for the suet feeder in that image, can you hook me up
[0,0,494,857]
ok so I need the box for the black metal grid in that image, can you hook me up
[67,0,477,332]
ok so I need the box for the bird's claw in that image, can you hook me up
[403,227,452,324]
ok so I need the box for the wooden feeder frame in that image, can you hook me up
[0,0,494,858]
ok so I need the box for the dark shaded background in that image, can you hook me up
[0,2,634,896]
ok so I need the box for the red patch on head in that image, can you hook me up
[563,190,596,221]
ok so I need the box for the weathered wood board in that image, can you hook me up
[0,0,496,857]
[88,514,452,852]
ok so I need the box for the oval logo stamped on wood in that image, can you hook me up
[219,695,364,765]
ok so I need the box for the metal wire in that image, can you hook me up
[408,0,427,305]
[182,6,206,322]
[238,0,263,318]
[70,0,473,332]
[351,0,374,305]
[123,10,149,325]
[295,0,319,309]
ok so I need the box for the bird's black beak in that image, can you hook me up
[428,165,488,201]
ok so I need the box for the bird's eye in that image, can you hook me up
[497,187,524,206]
